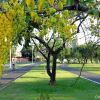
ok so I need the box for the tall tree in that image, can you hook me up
[0,0,100,80]
[0,0,26,77]
[25,8,76,85]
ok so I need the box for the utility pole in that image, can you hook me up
[10,48,12,68]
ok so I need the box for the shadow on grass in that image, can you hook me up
[0,65,100,100]
[20,76,48,79]
[0,76,100,100]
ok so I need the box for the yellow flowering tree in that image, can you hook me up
[0,1,26,77]
[21,0,76,85]
[0,11,14,76]
[31,10,76,85]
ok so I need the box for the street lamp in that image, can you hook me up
[9,42,12,69]
[10,47,12,68]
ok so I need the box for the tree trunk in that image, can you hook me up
[85,57,88,63]
[90,57,93,63]
[78,58,81,64]
[46,57,52,80]
[50,54,57,85]
[46,53,52,84]
[99,58,100,63]
[67,58,70,64]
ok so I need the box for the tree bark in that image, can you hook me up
[50,54,57,85]
[85,58,88,63]
[46,55,52,81]
[45,52,53,85]
[90,57,93,63]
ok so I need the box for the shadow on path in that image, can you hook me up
[0,62,42,90]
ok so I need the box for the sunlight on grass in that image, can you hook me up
[0,65,100,100]
[91,71,100,74]
[69,64,100,74]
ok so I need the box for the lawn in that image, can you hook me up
[0,65,100,100]
[68,64,100,74]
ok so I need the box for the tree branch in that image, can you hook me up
[52,39,56,50]
[33,35,53,53]
[77,14,88,33]
[32,39,47,59]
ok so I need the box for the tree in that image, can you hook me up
[0,0,26,77]
[21,46,32,60]
[0,8,15,76]
[94,45,100,63]
[33,9,77,85]
[21,46,36,61]
[78,15,100,63]
[0,0,100,81]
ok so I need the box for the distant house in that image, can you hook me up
[12,51,29,63]
[13,57,29,63]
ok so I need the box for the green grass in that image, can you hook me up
[0,65,100,100]
[68,64,100,74]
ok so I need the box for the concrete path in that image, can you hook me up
[0,62,41,90]
[60,64,100,85]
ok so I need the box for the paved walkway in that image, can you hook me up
[0,62,41,90]
[60,64,100,85]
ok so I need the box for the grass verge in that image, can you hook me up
[68,64,100,74]
[0,65,100,100]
